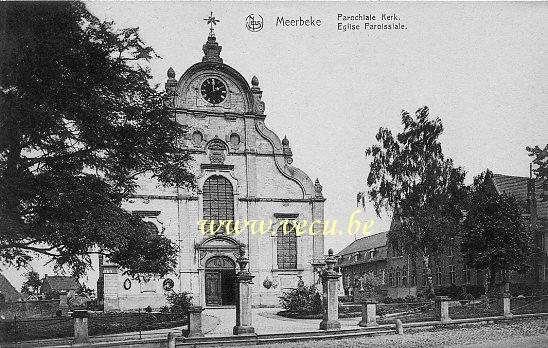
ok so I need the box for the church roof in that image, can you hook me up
[337,231,388,257]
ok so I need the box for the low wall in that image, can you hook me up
[0,300,59,319]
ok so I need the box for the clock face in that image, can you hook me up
[201,77,227,104]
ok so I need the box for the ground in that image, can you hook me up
[258,317,548,348]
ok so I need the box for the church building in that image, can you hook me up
[99,21,326,311]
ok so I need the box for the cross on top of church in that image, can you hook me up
[204,11,220,37]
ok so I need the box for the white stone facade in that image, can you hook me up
[100,33,325,311]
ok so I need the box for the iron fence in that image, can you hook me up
[449,297,502,319]
[510,295,548,315]
[377,301,436,323]
[0,311,187,344]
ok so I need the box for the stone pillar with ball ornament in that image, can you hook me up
[233,248,256,335]
[319,248,341,330]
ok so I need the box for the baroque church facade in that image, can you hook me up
[99,29,326,311]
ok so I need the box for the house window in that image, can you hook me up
[401,269,408,287]
[435,267,442,286]
[203,175,234,230]
[395,270,401,287]
[392,240,404,258]
[381,270,386,285]
[463,269,472,284]
[388,271,394,287]
[449,265,456,284]
[448,244,454,258]
[277,224,297,269]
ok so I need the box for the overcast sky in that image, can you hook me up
[4,1,547,291]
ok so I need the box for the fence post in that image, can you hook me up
[167,331,176,348]
[72,309,89,344]
[319,249,341,330]
[395,319,403,335]
[187,306,205,338]
[358,300,378,327]
[434,296,451,323]
[499,293,512,318]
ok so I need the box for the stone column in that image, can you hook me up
[233,249,255,335]
[187,306,205,338]
[102,264,120,312]
[58,291,69,316]
[434,296,451,323]
[167,331,176,348]
[319,249,341,330]
[499,292,512,318]
[358,300,378,327]
[72,309,89,344]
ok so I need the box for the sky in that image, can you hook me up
[3,1,548,292]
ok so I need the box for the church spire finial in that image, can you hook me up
[202,12,223,63]
[204,11,220,38]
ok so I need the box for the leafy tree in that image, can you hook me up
[461,171,533,293]
[21,270,42,295]
[0,2,194,277]
[527,144,548,200]
[365,106,466,297]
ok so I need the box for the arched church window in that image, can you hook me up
[277,224,297,269]
[203,175,234,231]
[145,221,159,235]
[230,133,240,147]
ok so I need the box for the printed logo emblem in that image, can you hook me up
[246,14,263,32]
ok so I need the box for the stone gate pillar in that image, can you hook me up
[72,310,89,344]
[233,249,255,335]
[319,249,341,330]
[435,296,451,323]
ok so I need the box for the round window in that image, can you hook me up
[230,133,240,147]
[163,278,174,291]
[192,131,204,146]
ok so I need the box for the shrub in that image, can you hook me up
[338,295,353,302]
[403,295,417,303]
[279,285,322,315]
[382,296,394,304]
[165,292,193,314]
[145,305,152,313]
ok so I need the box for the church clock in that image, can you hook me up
[201,77,227,104]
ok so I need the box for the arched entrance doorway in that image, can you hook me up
[205,256,236,306]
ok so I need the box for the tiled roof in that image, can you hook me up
[336,231,387,257]
[492,173,548,220]
[42,275,80,291]
[0,273,22,302]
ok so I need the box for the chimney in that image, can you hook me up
[527,175,538,225]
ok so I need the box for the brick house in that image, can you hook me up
[336,232,388,298]
[337,171,548,300]
[40,275,81,298]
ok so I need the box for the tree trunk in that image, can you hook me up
[422,254,435,299]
